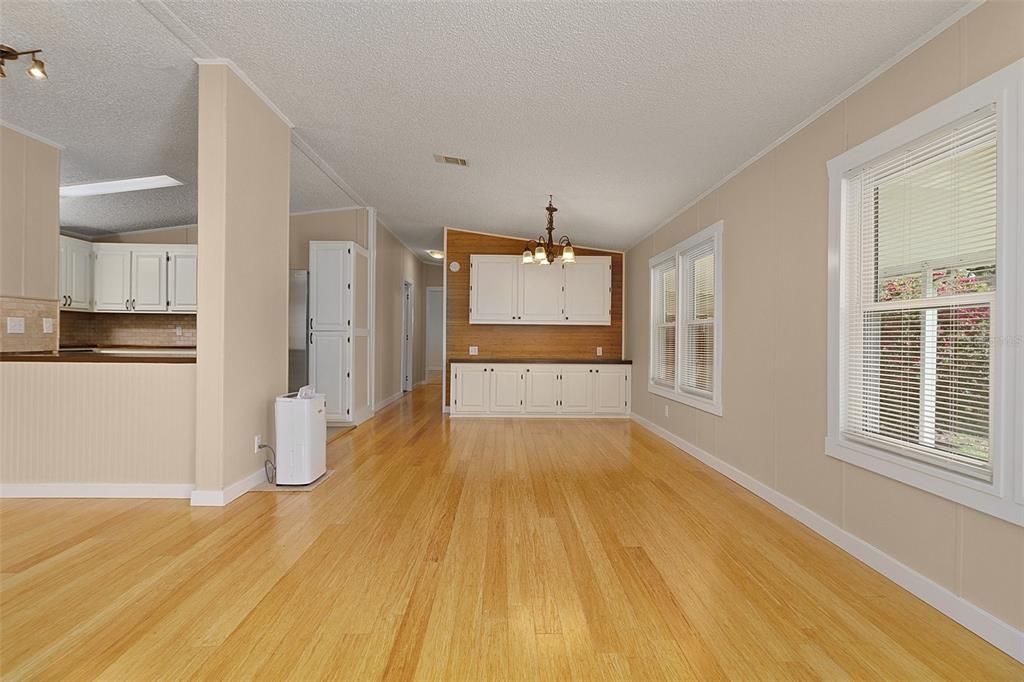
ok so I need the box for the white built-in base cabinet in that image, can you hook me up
[450,363,630,417]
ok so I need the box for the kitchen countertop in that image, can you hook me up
[450,358,631,364]
[1,346,197,364]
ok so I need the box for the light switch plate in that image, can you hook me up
[596,346,603,356]
[469,345,479,356]
[6,317,25,334]
[42,318,54,334]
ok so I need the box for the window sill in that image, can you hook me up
[648,383,723,417]
[826,435,1023,527]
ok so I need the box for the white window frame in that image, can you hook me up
[648,221,724,416]
[826,59,1024,527]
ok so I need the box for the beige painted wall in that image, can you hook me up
[423,262,443,287]
[195,63,290,492]
[289,208,369,270]
[0,362,196,486]
[86,224,198,245]
[1,126,60,352]
[625,0,1024,630]
[374,222,430,403]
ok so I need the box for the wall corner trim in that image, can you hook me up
[630,413,1024,663]
[189,467,265,507]
[0,120,66,150]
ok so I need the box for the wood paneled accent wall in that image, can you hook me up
[444,228,624,404]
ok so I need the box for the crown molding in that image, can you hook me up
[0,119,66,150]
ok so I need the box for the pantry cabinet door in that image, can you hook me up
[310,242,350,331]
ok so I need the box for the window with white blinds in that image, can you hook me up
[843,107,996,481]
[826,58,1023,525]
[649,221,723,415]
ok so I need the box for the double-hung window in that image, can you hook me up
[649,221,723,415]
[826,59,1023,525]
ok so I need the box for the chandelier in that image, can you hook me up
[523,196,575,265]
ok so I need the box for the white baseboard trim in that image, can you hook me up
[0,482,194,499]
[352,405,373,425]
[190,467,265,507]
[374,391,405,411]
[630,413,1024,663]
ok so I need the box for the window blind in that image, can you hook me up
[682,244,715,394]
[652,259,677,386]
[842,105,997,480]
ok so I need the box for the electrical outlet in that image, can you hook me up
[596,346,603,356]
[42,318,54,334]
[469,345,479,356]
[6,317,25,334]
[254,434,262,453]
[664,405,669,418]
[176,326,183,337]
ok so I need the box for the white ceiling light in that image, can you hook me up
[426,249,444,260]
[59,175,184,198]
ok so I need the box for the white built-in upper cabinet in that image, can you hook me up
[92,245,133,311]
[309,242,351,331]
[59,236,93,311]
[88,243,198,313]
[168,249,198,312]
[130,249,168,311]
[469,254,612,325]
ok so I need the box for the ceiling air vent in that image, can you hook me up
[433,154,468,167]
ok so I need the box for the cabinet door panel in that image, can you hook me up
[68,243,92,310]
[564,256,611,324]
[524,367,559,413]
[490,365,524,413]
[559,367,593,413]
[519,263,565,322]
[310,332,349,421]
[310,242,350,331]
[93,248,132,311]
[131,250,167,311]
[168,250,198,312]
[594,366,629,414]
[470,255,518,323]
[453,366,489,413]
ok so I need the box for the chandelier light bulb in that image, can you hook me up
[26,53,46,80]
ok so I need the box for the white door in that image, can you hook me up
[67,240,92,310]
[131,250,168,311]
[310,331,350,421]
[594,366,629,414]
[469,255,519,323]
[563,256,611,324]
[490,365,524,413]
[425,287,443,371]
[310,242,350,331]
[453,365,489,413]
[559,366,593,413]
[168,249,198,312]
[519,262,565,322]
[524,366,559,413]
[93,246,132,311]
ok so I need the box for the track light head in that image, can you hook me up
[27,53,46,80]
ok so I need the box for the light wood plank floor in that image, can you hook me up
[1,384,1020,680]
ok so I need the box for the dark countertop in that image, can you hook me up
[450,358,631,365]
[1,346,197,364]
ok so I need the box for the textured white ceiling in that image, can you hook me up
[162,0,968,251]
[2,1,968,248]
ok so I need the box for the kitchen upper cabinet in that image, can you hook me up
[563,256,611,324]
[490,365,524,413]
[594,365,629,414]
[310,331,349,421]
[453,365,490,414]
[310,242,350,331]
[519,262,565,322]
[470,255,519,323]
[524,366,559,413]
[168,248,198,312]
[130,250,168,311]
[93,246,133,311]
[59,236,92,310]
[559,366,594,413]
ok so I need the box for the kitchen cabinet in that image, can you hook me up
[92,245,133,311]
[469,254,612,325]
[59,236,92,310]
[310,331,350,421]
[168,248,198,312]
[451,362,630,417]
[310,242,351,331]
[563,256,611,324]
[130,249,168,311]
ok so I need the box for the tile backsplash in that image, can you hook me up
[1,296,60,353]
[60,311,196,347]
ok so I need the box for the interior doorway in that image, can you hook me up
[425,286,443,383]
[401,281,414,392]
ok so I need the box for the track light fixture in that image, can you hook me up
[0,44,48,80]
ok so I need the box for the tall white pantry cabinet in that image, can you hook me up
[308,241,370,424]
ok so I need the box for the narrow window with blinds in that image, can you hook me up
[843,107,996,481]
[649,221,723,415]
